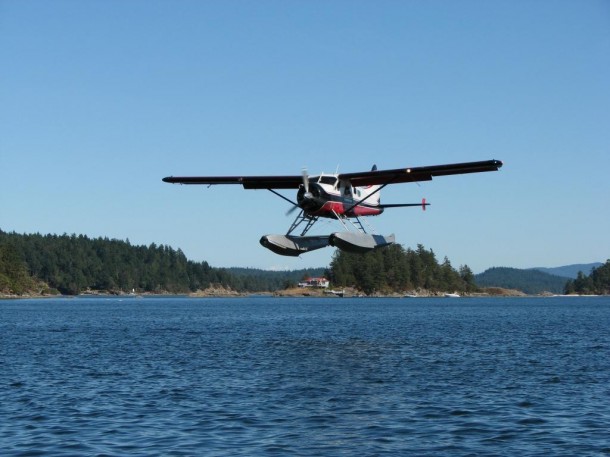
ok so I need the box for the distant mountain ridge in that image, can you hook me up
[530,263,602,279]
[475,262,603,294]
[226,267,327,290]
[475,267,569,295]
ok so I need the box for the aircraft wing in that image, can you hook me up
[162,175,303,189]
[338,159,503,187]
[162,159,503,189]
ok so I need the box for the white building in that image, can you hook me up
[298,277,330,288]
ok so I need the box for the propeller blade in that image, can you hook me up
[286,205,300,216]
[286,167,311,216]
[302,168,310,195]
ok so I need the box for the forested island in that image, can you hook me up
[328,244,477,294]
[1,230,608,297]
[564,263,610,295]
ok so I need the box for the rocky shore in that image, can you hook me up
[0,285,550,299]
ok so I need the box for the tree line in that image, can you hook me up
[328,243,476,295]
[564,260,610,295]
[1,230,479,296]
[0,230,325,295]
[0,230,230,294]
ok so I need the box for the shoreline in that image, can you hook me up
[2,287,600,300]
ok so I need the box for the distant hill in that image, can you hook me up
[226,267,327,291]
[531,263,603,279]
[475,267,568,294]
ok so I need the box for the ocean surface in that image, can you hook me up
[1,296,609,456]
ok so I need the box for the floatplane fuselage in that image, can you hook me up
[163,159,503,256]
[295,171,384,219]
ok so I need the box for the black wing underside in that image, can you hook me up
[339,159,503,186]
[162,175,302,189]
[162,159,503,189]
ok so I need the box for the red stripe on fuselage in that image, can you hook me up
[351,204,383,217]
[306,201,383,218]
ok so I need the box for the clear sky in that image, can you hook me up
[1,0,609,273]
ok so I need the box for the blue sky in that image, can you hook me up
[1,0,609,273]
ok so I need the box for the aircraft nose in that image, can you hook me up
[297,183,323,210]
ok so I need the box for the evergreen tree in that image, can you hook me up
[459,265,476,292]
[0,239,37,294]
[329,243,475,294]
[590,260,610,294]
[567,260,610,295]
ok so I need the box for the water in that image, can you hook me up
[1,296,609,456]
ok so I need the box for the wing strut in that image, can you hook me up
[267,188,298,207]
[343,174,401,214]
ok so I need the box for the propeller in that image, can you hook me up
[286,168,311,215]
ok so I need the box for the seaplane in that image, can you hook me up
[163,159,503,256]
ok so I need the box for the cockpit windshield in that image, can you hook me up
[318,176,338,186]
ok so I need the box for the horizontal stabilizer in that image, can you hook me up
[379,203,429,208]
[380,198,429,210]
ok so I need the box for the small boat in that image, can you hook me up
[444,293,460,298]
[404,294,418,298]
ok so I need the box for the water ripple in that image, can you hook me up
[1,296,610,456]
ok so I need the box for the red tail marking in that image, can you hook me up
[422,198,426,211]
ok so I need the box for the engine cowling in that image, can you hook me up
[296,182,324,211]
